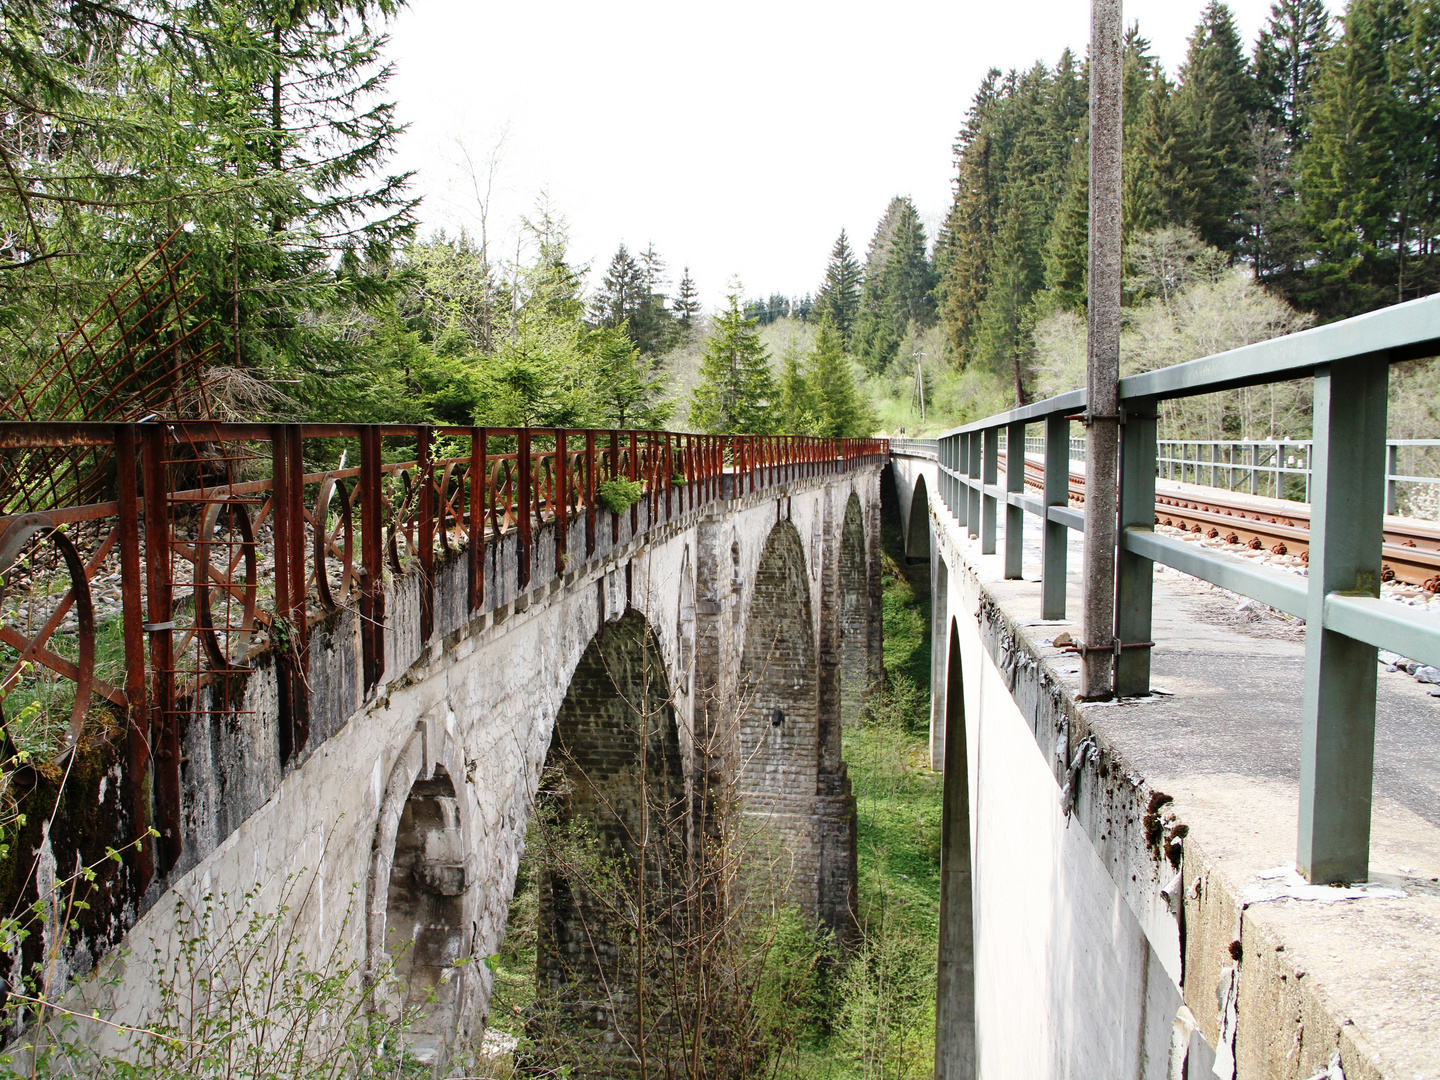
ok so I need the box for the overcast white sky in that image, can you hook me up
[385,0,1318,308]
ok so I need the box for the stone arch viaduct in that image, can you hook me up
[9,430,884,1062]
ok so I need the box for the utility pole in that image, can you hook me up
[1081,0,1123,699]
[914,349,926,423]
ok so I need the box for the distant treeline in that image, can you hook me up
[818,0,1440,410]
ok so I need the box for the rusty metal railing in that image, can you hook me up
[0,422,886,883]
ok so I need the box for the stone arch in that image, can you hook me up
[367,722,479,1066]
[738,519,857,937]
[935,619,976,1079]
[535,608,684,1039]
[907,474,932,559]
[838,492,870,729]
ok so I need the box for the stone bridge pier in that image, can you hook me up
[66,463,883,1062]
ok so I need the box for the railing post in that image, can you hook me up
[470,428,486,611]
[629,431,640,533]
[116,424,152,886]
[1042,413,1069,621]
[359,425,385,693]
[1115,399,1157,697]
[277,424,309,753]
[966,432,981,538]
[140,423,180,874]
[555,429,569,574]
[1299,357,1388,885]
[981,427,999,555]
[417,424,434,643]
[585,430,597,554]
[518,428,533,588]
[1004,421,1025,579]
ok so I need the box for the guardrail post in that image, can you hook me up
[1299,357,1389,885]
[1115,399,1157,696]
[584,430,597,554]
[272,423,309,756]
[1386,442,1399,515]
[981,427,999,555]
[1004,421,1025,579]
[955,435,969,531]
[1042,414,1069,621]
[966,433,981,537]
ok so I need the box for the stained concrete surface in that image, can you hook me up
[1001,517,1440,1077]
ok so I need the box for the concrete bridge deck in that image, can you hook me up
[892,449,1440,1079]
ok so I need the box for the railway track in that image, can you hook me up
[1011,457,1440,589]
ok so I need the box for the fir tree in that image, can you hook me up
[814,230,863,344]
[806,320,870,437]
[777,341,818,434]
[585,323,673,428]
[689,290,778,434]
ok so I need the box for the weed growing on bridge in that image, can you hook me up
[596,478,645,515]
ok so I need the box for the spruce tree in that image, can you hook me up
[854,196,935,372]
[1255,0,1333,148]
[689,291,778,434]
[674,269,701,329]
[814,230,863,344]
[1299,0,1403,313]
[1171,1,1257,253]
[592,244,644,330]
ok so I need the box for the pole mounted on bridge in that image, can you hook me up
[1080,0,1123,700]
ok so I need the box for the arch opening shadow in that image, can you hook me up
[739,520,818,817]
[935,620,976,1078]
[534,609,684,1048]
[838,493,870,730]
[738,519,856,939]
[384,766,469,1060]
[907,475,932,560]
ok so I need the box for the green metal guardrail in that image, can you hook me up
[931,292,1440,885]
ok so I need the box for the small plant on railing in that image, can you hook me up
[597,478,644,514]
[671,471,687,486]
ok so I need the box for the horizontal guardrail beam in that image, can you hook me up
[1122,292,1440,400]
[1123,528,1308,617]
[1324,594,1440,670]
